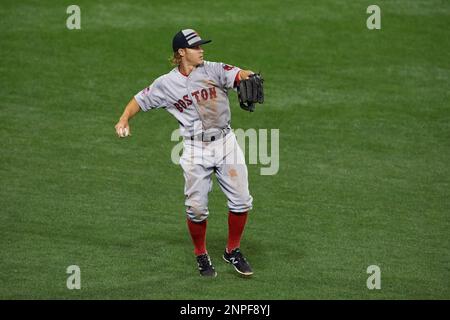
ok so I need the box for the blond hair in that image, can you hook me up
[169,51,182,66]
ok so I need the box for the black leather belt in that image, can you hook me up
[189,128,230,142]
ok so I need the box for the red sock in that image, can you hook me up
[187,218,207,256]
[227,211,248,253]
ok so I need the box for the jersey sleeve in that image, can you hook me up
[206,61,241,90]
[134,77,167,111]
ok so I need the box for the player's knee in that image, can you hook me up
[228,194,253,213]
[186,205,209,223]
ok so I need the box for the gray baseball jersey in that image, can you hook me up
[134,61,252,220]
[134,61,241,137]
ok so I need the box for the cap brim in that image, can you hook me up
[187,39,212,48]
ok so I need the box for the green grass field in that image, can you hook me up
[1,0,449,299]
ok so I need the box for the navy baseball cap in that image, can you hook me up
[172,29,211,52]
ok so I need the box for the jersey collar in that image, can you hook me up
[176,63,204,78]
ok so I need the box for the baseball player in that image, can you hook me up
[114,29,263,277]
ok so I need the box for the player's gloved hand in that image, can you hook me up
[237,73,264,112]
[115,119,131,138]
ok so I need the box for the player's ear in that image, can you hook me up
[178,48,185,57]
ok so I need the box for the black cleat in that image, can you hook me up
[223,248,253,276]
[196,253,217,277]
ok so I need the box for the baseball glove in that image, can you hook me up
[237,73,264,112]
